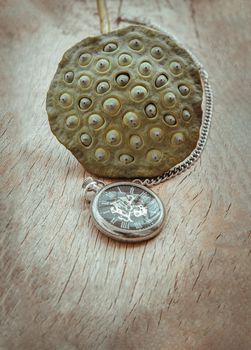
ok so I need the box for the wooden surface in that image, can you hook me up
[0,0,251,349]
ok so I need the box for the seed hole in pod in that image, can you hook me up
[139,61,152,76]
[96,81,110,94]
[66,115,79,129]
[130,85,148,101]
[129,38,143,50]
[130,135,143,150]
[59,93,72,107]
[79,97,92,110]
[151,47,163,59]
[103,42,118,52]
[79,53,92,66]
[163,92,176,107]
[80,133,92,146]
[88,114,104,129]
[146,149,162,162]
[170,61,182,75]
[171,132,185,145]
[178,85,190,96]
[182,109,191,121]
[103,97,121,115]
[116,73,130,87]
[106,129,121,145]
[155,74,168,88]
[123,112,140,128]
[145,103,157,118]
[64,71,74,83]
[119,154,134,164]
[96,58,110,72]
[150,127,164,142]
[118,53,132,66]
[95,148,108,161]
[164,114,176,126]
[79,75,91,89]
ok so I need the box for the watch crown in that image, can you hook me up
[82,177,105,203]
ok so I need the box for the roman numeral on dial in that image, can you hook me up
[121,221,130,229]
[111,217,118,224]
[139,192,149,202]
[134,222,142,229]
[105,191,115,199]
[100,200,111,206]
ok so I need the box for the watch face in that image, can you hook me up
[91,182,165,242]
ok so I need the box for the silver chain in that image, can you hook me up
[133,67,213,187]
[83,26,213,189]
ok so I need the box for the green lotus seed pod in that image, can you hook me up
[47,25,203,178]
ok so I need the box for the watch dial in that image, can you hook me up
[95,183,162,232]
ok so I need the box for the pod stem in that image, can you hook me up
[96,0,110,34]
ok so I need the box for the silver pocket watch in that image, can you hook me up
[83,178,165,243]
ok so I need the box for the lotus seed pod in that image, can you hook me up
[66,115,79,129]
[96,81,110,94]
[64,71,74,83]
[79,75,91,89]
[47,25,203,178]
[88,114,104,129]
[103,42,117,52]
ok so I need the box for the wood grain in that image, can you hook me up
[0,0,251,349]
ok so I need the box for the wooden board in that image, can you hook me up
[0,0,250,349]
